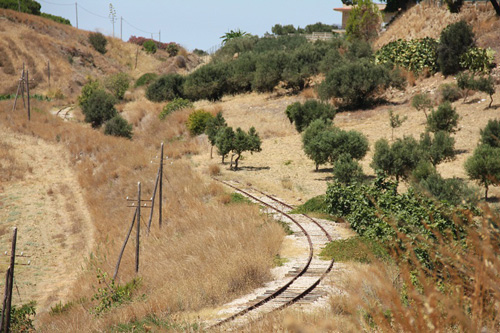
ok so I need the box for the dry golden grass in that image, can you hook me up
[208,164,221,176]
[0,139,28,182]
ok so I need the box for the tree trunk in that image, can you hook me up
[315,163,319,172]
[485,185,489,200]
[210,145,213,159]
[490,0,500,16]
[423,109,428,120]
[489,94,493,108]
[234,154,240,170]
[222,154,225,164]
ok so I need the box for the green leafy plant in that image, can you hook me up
[420,131,455,166]
[41,12,71,25]
[159,98,193,120]
[88,32,108,54]
[142,40,157,54]
[186,110,214,136]
[220,29,249,45]
[438,82,462,103]
[411,93,433,119]
[6,301,36,332]
[332,153,365,184]
[183,63,229,101]
[445,0,463,13]
[480,119,500,148]
[91,269,140,315]
[388,110,407,140]
[104,115,133,139]
[205,112,227,158]
[285,99,336,133]
[464,144,500,199]
[371,136,422,181]
[345,0,382,41]
[104,72,130,100]
[166,43,179,57]
[460,47,495,74]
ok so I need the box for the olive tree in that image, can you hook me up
[464,144,500,199]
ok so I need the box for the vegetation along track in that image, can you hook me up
[209,178,335,330]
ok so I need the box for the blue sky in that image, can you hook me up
[38,0,344,51]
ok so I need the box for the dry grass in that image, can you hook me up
[208,164,221,176]
[0,139,28,182]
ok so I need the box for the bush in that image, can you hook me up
[332,153,365,184]
[184,63,228,101]
[464,144,500,199]
[193,48,208,56]
[159,98,193,120]
[146,74,185,102]
[411,93,433,119]
[78,79,101,107]
[414,168,476,205]
[252,52,287,92]
[460,47,495,74]
[186,110,214,136]
[142,40,157,54]
[166,43,179,57]
[226,54,257,94]
[318,59,403,108]
[426,102,459,133]
[437,21,475,75]
[81,89,117,128]
[371,136,422,181]
[420,131,455,166]
[8,301,36,332]
[376,37,439,74]
[438,83,461,103]
[104,73,130,100]
[480,119,500,148]
[285,99,336,133]
[89,32,107,54]
[41,13,71,25]
[135,73,158,88]
[0,0,40,14]
[104,115,133,139]
[445,0,463,13]
[346,0,382,41]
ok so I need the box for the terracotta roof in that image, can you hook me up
[334,3,387,12]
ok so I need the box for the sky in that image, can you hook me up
[38,0,344,51]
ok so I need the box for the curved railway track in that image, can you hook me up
[209,178,335,330]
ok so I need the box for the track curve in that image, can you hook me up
[209,178,335,330]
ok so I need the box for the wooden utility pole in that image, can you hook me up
[159,143,164,229]
[1,228,17,332]
[490,0,500,15]
[26,70,31,121]
[47,61,51,88]
[147,167,160,234]
[75,2,78,29]
[113,209,137,280]
[136,182,141,273]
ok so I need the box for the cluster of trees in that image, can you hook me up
[270,22,340,35]
[78,77,133,139]
[203,112,262,170]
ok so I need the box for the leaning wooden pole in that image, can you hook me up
[113,209,137,280]
[26,70,31,121]
[136,182,141,273]
[1,267,11,332]
[147,167,160,234]
[159,143,164,229]
[490,0,500,15]
[1,228,17,332]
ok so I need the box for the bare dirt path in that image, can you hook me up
[0,126,94,314]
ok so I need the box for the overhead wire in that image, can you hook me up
[38,0,74,6]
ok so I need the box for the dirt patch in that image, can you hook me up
[0,126,94,315]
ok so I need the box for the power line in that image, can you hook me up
[122,18,157,36]
[78,4,108,20]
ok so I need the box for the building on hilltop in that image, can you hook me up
[333,4,398,30]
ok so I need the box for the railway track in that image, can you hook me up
[208,178,335,331]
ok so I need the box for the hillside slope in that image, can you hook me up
[0,9,201,101]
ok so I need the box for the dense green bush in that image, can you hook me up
[332,153,365,184]
[135,73,158,88]
[438,82,462,103]
[426,102,459,133]
[89,32,108,54]
[146,74,184,102]
[186,110,214,136]
[226,54,257,94]
[193,48,208,56]
[41,12,71,25]
[104,73,130,100]
[376,37,438,73]
[142,40,157,54]
[480,119,500,148]
[0,0,40,14]
[159,98,193,120]
[78,79,101,108]
[252,52,287,92]
[420,131,456,166]
[104,115,133,139]
[205,112,227,157]
[184,63,228,101]
[166,43,179,57]
[371,136,422,181]
[445,0,463,13]
[285,99,336,133]
[81,89,117,128]
[318,59,404,108]
[437,21,475,75]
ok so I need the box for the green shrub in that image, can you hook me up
[252,52,287,92]
[475,75,495,108]
[460,47,495,74]
[420,131,455,166]
[193,48,208,56]
[376,37,439,73]
[186,110,214,136]
[205,112,227,157]
[437,21,475,75]
[41,12,71,25]
[146,74,185,102]
[426,102,459,133]
[345,0,382,41]
[78,79,101,107]
[8,301,36,332]
[166,43,179,57]
[0,0,40,14]
[320,236,388,263]
[445,0,463,13]
[88,32,108,54]
[414,169,476,205]
[135,73,158,88]
[285,99,336,133]
[184,63,228,101]
[142,40,157,54]
[92,269,140,315]
[159,98,193,120]
[318,59,403,108]
[438,83,461,103]
[465,144,500,199]
[457,73,494,106]
[104,72,130,100]
[371,136,422,181]
[81,89,117,128]
[104,115,133,139]
[332,153,365,184]
[480,119,500,148]
[226,54,256,94]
